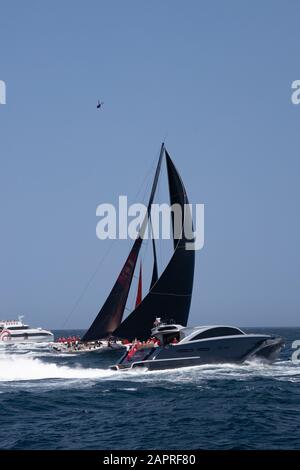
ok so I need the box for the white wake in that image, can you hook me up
[0,348,299,385]
[0,356,114,382]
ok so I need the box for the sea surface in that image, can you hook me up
[0,327,300,450]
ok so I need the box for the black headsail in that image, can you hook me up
[82,144,165,342]
[113,148,195,341]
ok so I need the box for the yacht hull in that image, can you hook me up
[52,342,125,354]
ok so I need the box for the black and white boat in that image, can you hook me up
[109,144,284,371]
[111,322,284,371]
[0,316,54,344]
[55,142,283,367]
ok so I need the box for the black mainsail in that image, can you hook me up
[82,144,164,342]
[113,149,195,341]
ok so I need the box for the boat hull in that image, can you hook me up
[52,342,126,354]
[0,334,54,344]
[111,335,285,372]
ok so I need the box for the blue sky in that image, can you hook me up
[0,0,299,328]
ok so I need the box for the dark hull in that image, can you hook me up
[111,335,285,372]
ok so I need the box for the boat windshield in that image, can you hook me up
[121,346,155,364]
[5,325,29,330]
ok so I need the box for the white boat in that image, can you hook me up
[0,316,54,344]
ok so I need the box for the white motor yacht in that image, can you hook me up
[0,316,54,344]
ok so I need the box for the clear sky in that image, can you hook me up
[0,0,299,329]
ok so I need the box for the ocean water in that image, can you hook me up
[0,327,300,450]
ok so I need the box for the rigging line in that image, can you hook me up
[129,145,162,204]
[129,149,164,307]
[125,147,161,314]
[119,144,160,314]
[124,145,164,314]
[61,146,162,329]
[133,143,163,207]
[61,240,115,328]
[112,172,152,318]
[124,171,154,315]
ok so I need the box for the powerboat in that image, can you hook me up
[0,316,54,344]
[110,323,284,371]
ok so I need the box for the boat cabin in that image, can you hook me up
[151,324,246,345]
[151,324,184,346]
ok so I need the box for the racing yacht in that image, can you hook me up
[0,316,54,344]
[111,322,285,371]
[61,143,195,349]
